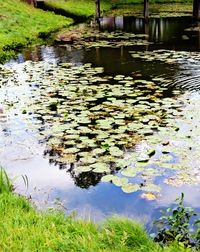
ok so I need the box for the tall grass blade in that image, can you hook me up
[0,168,12,193]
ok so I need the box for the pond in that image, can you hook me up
[1,14,200,227]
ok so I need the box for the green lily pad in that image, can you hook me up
[91,163,110,173]
[121,167,141,177]
[121,183,140,193]
[112,177,129,187]
[109,146,123,157]
[74,166,93,173]
[101,174,115,182]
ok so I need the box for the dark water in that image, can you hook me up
[100,16,200,50]
[2,16,200,226]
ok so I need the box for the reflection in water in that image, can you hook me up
[7,45,84,66]
[72,171,102,189]
[100,16,124,30]
[45,148,103,188]
[1,16,200,224]
[7,17,200,70]
[100,16,200,50]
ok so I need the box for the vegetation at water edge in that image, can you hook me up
[0,168,193,252]
[0,0,73,62]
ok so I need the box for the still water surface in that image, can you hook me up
[1,16,200,226]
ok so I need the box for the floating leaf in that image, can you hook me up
[121,167,141,177]
[74,166,93,173]
[101,174,115,182]
[109,146,123,157]
[121,183,140,193]
[91,163,110,173]
[112,176,129,187]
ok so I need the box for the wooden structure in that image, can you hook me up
[193,0,200,19]
[25,0,200,20]
[143,0,149,20]
[95,0,101,20]
[95,0,200,20]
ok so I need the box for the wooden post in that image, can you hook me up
[193,0,200,20]
[95,0,101,20]
[144,0,149,20]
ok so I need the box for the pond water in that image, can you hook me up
[1,15,200,227]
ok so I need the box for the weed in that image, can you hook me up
[0,167,13,193]
[0,171,193,251]
[154,193,199,249]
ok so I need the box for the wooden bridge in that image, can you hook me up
[95,0,200,20]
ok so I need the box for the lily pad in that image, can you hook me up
[109,146,123,157]
[101,174,115,182]
[121,183,140,193]
[91,163,110,173]
[74,166,93,173]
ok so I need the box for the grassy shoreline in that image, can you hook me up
[44,0,112,20]
[0,0,73,63]
[0,169,191,252]
[0,0,194,63]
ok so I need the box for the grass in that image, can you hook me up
[0,168,13,193]
[0,0,73,62]
[0,0,194,62]
[0,168,193,252]
[44,0,193,16]
[106,2,192,16]
[112,0,192,5]
[0,192,192,252]
[44,0,112,19]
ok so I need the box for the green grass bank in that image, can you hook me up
[44,0,192,17]
[0,0,73,62]
[0,169,192,252]
[44,0,112,19]
[0,0,193,62]
[0,193,192,252]
[111,0,192,5]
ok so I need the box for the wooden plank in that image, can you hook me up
[144,0,149,20]
[193,0,200,19]
[95,0,100,20]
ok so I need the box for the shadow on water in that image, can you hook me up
[2,15,200,224]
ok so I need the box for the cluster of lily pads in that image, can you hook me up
[1,47,200,200]
[56,24,149,49]
[131,49,200,64]
[79,30,149,48]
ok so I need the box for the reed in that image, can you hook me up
[0,168,12,193]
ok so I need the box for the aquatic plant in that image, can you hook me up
[1,51,200,197]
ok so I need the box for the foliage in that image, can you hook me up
[0,0,73,62]
[0,168,13,193]
[154,193,200,249]
[45,0,192,19]
[111,0,192,5]
[0,192,150,251]
[0,177,190,251]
